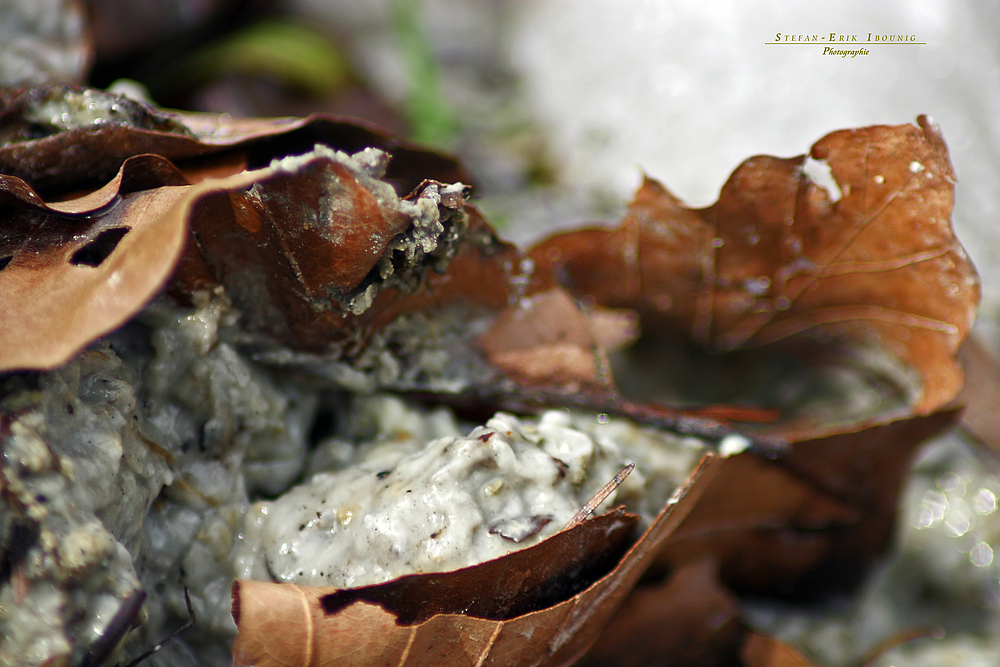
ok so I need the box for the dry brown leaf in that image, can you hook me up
[0,84,468,198]
[0,166,237,371]
[0,152,191,213]
[579,558,744,667]
[477,289,615,392]
[0,153,368,371]
[0,146,486,372]
[170,163,468,349]
[531,117,979,419]
[578,411,955,665]
[657,409,959,596]
[231,455,724,667]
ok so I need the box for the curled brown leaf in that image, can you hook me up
[0,84,469,198]
[477,288,615,392]
[0,159,242,371]
[532,117,979,420]
[0,145,487,373]
[579,558,745,667]
[656,409,959,596]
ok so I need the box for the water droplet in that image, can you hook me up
[974,488,997,515]
[719,435,750,457]
[909,161,925,173]
[914,489,948,528]
[970,542,994,567]
[944,508,971,537]
[938,471,966,495]
[711,238,724,248]
[597,413,609,424]
[914,504,937,529]
[775,296,791,311]
[874,175,885,184]
[743,276,771,296]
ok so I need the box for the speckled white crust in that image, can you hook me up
[132,292,321,655]
[230,399,704,589]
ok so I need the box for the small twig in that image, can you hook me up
[81,590,147,667]
[122,588,196,667]
[565,463,635,529]
[408,387,789,457]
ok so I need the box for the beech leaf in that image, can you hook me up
[0,146,485,373]
[578,411,956,665]
[0,156,372,371]
[656,409,959,596]
[531,116,979,420]
[477,288,615,392]
[579,558,745,667]
[0,163,230,371]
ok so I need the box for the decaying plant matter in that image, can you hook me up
[0,84,983,667]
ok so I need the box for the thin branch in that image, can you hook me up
[122,588,196,667]
[566,463,635,529]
